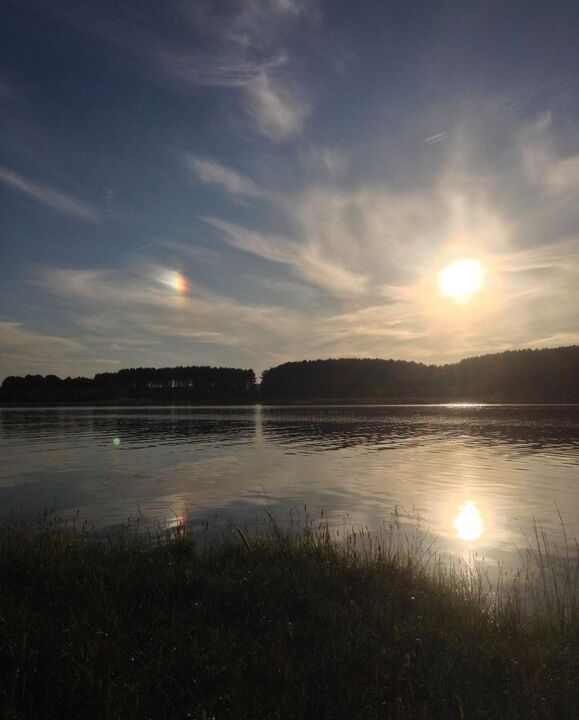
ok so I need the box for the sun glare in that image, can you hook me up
[453,500,484,541]
[438,259,486,300]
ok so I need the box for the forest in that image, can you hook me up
[1,346,578,404]
[0,366,257,403]
[260,346,579,402]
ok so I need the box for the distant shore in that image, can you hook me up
[2,346,578,406]
[2,397,578,407]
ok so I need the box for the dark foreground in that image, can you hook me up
[0,518,576,720]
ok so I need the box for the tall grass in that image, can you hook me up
[0,509,576,719]
[275,505,578,629]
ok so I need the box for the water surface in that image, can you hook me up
[1,405,577,568]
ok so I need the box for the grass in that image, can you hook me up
[0,511,577,720]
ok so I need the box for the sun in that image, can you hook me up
[438,259,486,300]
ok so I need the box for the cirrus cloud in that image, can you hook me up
[0,167,99,222]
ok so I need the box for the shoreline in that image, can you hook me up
[2,398,579,407]
[0,517,576,719]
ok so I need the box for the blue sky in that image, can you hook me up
[1,0,579,378]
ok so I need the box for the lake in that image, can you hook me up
[1,404,578,570]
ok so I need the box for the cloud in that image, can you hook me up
[499,238,578,273]
[544,155,579,196]
[5,91,579,376]
[34,2,314,142]
[159,3,312,141]
[17,209,579,377]
[300,145,348,177]
[244,72,308,141]
[519,112,579,199]
[195,101,579,365]
[36,264,303,365]
[203,181,448,297]
[0,167,99,222]
[37,1,316,142]
[162,49,308,141]
[209,0,317,50]
[185,156,263,198]
[161,52,286,90]
[422,132,451,144]
[204,216,368,295]
[0,320,85,377]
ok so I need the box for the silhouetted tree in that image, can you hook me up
[260,347,579,402]
[1,347,578,404]
[0,366,256,403]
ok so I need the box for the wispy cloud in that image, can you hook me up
[193,101,579,364]
[0,320,85,377]
[299,145,348,177]
[422,132,451,144]
[519,112,579,199]
[47,1,314,142]
[4,71,579,376]
[36,264,302,364]
[185,156,263,199]
[244,72,308,141]
[544,155,579,196]
[0,167,99,222]
[198,157,518,303]
[161,49,308,141]
[158,2,313,141]
[204,216,368,295]
[162,52,286,90]
[499,238,578,273]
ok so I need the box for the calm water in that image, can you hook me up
[1,405,578,568]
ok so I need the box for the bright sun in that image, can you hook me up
[438,259,486,300]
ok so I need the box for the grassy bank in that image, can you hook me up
[0,515,576,720]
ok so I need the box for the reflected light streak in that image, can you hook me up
[453,500,484,541]
[167,508,188,533]
[444,402,485,408]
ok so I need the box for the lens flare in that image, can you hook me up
[453,500,484,541]
[438,259,486,300]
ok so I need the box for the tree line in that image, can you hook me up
[1,346,578,404]
[259,346,579,402]
[0,366,257,403]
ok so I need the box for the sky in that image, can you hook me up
[1,0,579,380]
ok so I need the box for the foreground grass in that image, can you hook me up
[0,516,577,720]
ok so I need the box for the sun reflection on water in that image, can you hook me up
[453,500,484,541]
